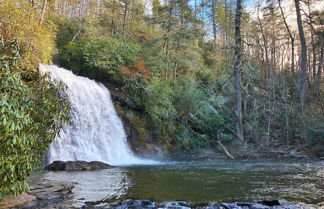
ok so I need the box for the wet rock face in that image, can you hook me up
[44,161,112,171]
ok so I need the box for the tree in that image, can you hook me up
[40,0,48,25]
[278,0,295,72]
[294,0,308,111]
[0,37,70,199]
[233,0,244,141]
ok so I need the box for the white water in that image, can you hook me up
[39,64,157,166]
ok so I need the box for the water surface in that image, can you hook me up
[42,159,324,206]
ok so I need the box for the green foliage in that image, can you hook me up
[143,75,234,150]
[121,76,146,108]
[52,17,81,49]
[0,0,55,71]
[173,77,233,150]
[306,129,324,157]
[0,50,34,199]
[56,37,141,77]
[145,77,176,124]
[0,38,70,199]
[49,0,324,156]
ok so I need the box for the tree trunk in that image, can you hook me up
[40,0,48,25]
[111,0,116,35]
[122,0,129,38]
[233,0,244,142]
[311,34,316,83]
[315,36,324,95]
[211,0,217,51]
[217,141,235,159]
[278,0,295,72]
[257,3,269,74]
[294,0,307,111]
[224,0,228,60]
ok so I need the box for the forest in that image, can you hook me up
[0,0,323,205]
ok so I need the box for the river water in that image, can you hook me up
[40,159,324,207]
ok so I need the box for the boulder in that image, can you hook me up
[288,149,309,159]
[44,161,112,171]
[258,200,280,206]
[159,201,191,208]
[117,199,157,209]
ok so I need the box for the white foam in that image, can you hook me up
[40,64,160,166]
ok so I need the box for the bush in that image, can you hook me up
[144,75,234,151]
[173,77,233,150]
[0,39,70,199]
[56,37,141,77]
[306,128,324,157]
[145,77,176,124]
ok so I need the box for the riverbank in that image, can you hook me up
[3,180,324,209]
[0,179,75,209]
[4,188,324,209]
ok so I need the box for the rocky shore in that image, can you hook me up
[7,194,324,209]
[1,178,322,209]
[83,199,323,209]
[0,179,75,209]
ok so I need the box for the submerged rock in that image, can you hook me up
[258,200,280,206]
[44,161,112,171]
[115,199,157,209]
[159,201,191,209]
[81,199,319,209]
[11,196,320,209]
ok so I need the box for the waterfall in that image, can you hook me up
[39,64,155,166]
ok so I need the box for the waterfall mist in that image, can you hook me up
[40,64,157,166]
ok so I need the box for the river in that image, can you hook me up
[37,159,324,207]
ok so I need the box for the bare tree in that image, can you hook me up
[122,0,129,38]
[211,0,217,51]
[316,35,324,95]
[294,0,307,111]
[40,0,48,25]
[278,0,295,72]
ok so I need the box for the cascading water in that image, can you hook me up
[39,64,155,166]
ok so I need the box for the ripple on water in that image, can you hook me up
[42,159,324,206]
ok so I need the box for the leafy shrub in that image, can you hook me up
[306,128,324,157]
[144,75,233,151]
[0,39,70,199]
[173,77,233,150]
[56,37,141,77]
[145,77,176,124]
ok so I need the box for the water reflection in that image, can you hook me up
[42,159,324,206]
[44,167,130,205]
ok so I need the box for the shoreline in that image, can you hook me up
[1,157,323,209]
